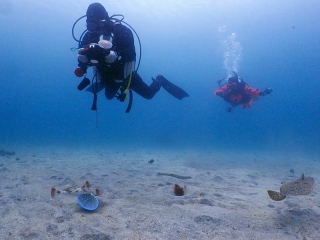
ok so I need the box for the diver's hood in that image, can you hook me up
[86,3,109,23]
[228,76,238,84]
[228,71,243,84]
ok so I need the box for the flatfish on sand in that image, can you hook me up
[267,174,315,201]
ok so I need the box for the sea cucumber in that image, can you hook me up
[157,172,192,179]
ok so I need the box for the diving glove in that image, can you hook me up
[105,51,118,63]
[78,54,88,63]
[260,88,273,96]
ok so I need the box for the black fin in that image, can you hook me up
[156,75,189,100]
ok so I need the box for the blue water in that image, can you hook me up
[1,0,319,156]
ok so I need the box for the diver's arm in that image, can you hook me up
[214,85,228,97]
[245,85,273,96]
[244,85,261,96]
[79,32,100,47]
[112,23,136,62]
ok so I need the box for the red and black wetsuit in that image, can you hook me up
[214,81,261,108]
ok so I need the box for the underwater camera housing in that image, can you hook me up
[78,42,111,66]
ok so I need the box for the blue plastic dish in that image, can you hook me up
[77,193,99,211]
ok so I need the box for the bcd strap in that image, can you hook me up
[125,89,133,113]
[117,61,134,113]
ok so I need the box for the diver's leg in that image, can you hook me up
[242,99,253,108]
[241,95,253,108]
[130,73,161,100]
[105,82,120,100]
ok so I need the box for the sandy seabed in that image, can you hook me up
[0,145,319,240]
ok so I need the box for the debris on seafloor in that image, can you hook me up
[174,184,186,196]
[77,193,99,211]
[267,174,315,201]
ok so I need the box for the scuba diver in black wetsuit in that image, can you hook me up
[72,3,189,112]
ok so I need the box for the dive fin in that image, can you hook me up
[156,75,189,100]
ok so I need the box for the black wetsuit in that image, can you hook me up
[79,22,161,100]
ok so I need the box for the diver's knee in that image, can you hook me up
[105,93,115,100]
[144,94,154,100]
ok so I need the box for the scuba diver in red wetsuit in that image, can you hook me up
[214,72,272,112]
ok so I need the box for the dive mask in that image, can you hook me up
[87,19,107,33]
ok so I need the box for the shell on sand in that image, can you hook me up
[267,174,315,201]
